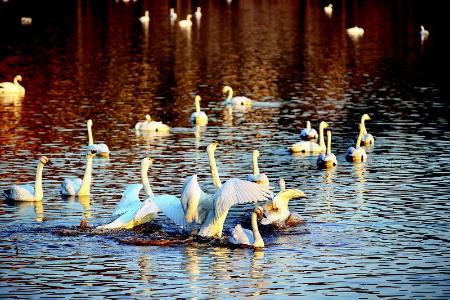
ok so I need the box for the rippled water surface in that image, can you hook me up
[1,0,450,298]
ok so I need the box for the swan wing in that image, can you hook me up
[151,195,187,228]
[110,184,143,220]
[61,178,82,196]
[97,209,137,229]
[180,174,203,212]
[229,224,254,245]
[97,143,110,153]
[272,189,305,210]
[3,185,34,201]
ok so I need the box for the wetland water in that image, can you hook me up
[1,0,450,298]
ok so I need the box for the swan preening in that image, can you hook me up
[61,150,96,196]
[0,75,25,97]
[223,86,252,107]
[290,121,329,154]
[246,150,270,187]
[346,123,368,162]
[347,26,364,39]
[360,114,374,146]
[317,130,337,169]
[2,156,52,202]
[191,95,208,125]
[87,119,110,157]
[135,114,170,133]
[324,4,333,17]
[300,121,318,141]
[139,11,150,24]
[420,25,429,42]
[179,14,193,28]
[229,206,265,248]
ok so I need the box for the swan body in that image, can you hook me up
[87,119,110,157]
[324,4,333,16]
[2,156,51,202]
[0,75,25,97]
[245,150,270,187]
[61,150,96,196]
[135,114,170,133]
[190,95,208,125]
[347,26,364,39]
[194,7,202,19]
[139,10,150,24]
[300,121,318,141]
[317,130,337,169]
[290,121,329,154]
[229,206,264,248]
[223,86,252,107]
[346,124,368,162]
[360,113,374,146]
[169,8,177,21]
[420,25,429,42]
[21,17,32,25]
[179,14,193,28]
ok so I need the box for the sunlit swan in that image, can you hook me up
[420,25,429,42]
[260,178,305,227]
[223,86,252,107]
[290,121,329,154]
[360,113,374,146]
[229,206,265,248]
[347,26,364,39]
[21,17,32,25]
[191,95,208,125]
[0,75,25,97]
[87,119,110,157]
[169,8,177,21]
[97,158,186,229]
[139,10,150,24]
[61,150,96,196]
[317,130,337,169]
[2,156,52,202]
[246,150,269,187]
[135,114,170,133]
[300,121,318,141]
[194,7,202,19]
[179,14,193,28]
[346,123,368,162]
[324,4,333,17]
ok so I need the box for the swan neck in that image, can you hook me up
[87,123,94,146]
[195,97,201,113]
[326,132,331,155]
[226,88,233,100]
[251,212,264,247]
[34,162,44,201]
[360,120,368,135]
[252,152,260,175]
[319,124,326,149]
[78,156,93,195]
[356,126,364,148]
[207,148,222,188]
[306,121,311,130]
[141,163,154,198]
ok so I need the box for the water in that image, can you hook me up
[1,0,450,298]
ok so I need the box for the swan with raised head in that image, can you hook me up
[179,14,193,28]
[194,7,202,19]
[139,10,150,24]
[2,156,52,202]
[0,75,25,97]
[347,26,364,39]
[222,86,252,107]
[300,121,318,141]
[61,150,96,196]
[135,114,170,133]
[246,150,269,187]
[290,121,329,154]
[346,123,368,162]
[317,130,337,169]
[260,178,305,228]
[324,4,333,17]
[359,113,374,146]
[169,8,177,22]
[420,25,429,42]
[86,119,110,157]
[229,206,265,248]
[191,95,208,125]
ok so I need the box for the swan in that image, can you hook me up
[360,113,374,146]
[0,75,25,97]
[245,150,270,187]
[299,121,318,141]
[260,178,305,227]
[346,123,368,162]
[135,114,170,133]
[61,150,96,196]
[21,17,32,25]
[324,4,333,17]
[2,156,52,202]
[420,25,429,42]
[169,8,177,21]
[317,130,337,169]
[139,10,150,24]
[86,119,110,157]
[190,95,208,125]
[179,14,193,28]
[229,206,265,248]
[194,7,202,19]
[290,121,329,154]
[97,158,186,229]
[222,86,252,107]
[347,26,364,39]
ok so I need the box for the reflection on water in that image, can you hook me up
[1,0,450,298]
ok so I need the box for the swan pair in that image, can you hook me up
[223,86,252,107]
[87,119,110,157]
[291,121,329,154]
[191,95,208,125]
[135,114,170,133]
[0,75,25,97]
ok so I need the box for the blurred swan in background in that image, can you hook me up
[139,10,150,24]
[359,114,374,146]
[246,150,270,187]
[169,8,177,21]
[347,26,364,39]
[61,150,96,196]
[0,75,25,97]
[179,14,193,28]
[317,130,337,169]
[21,17,32,25]
[191,95,208,125]
[135,114,170,133]
[194,7,202,19]
[3,156,52,202]
[290,121,329,154]
[87,119,110,157]
[300,121,318,141]
[346,123,368,162]
[223,86,252,107]
[420,25,429,43]
[324,4,333,17]
[229,206,265,248]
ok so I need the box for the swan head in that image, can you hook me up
[207,141,219,153]
[253,205,265,217]
[195,95,201,102]
[222,85,232,94]
[39,156,52,166]
[141,157,154,168]
[319,121,329,130]
[144,10,149,17]
[361,113,371,122]
[253,149,260,158]
[196,7,201,12]
[170,8,175,13]
[420,25,425,31]
[187,14,192,20]
[15,75,23,82]
[87,119,93,127]
[145,114,152,122]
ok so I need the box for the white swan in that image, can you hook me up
[223,86,252,107]
[0,75,25,97]
[347,26,364,39]
[290,121,329,154]
[420,25,429,42]
[179,14,193,28]
[299,121,318,141]
[61,150,96,196]
[135,114,170,133]
[346,123,368,162]
[190,95,208,125]
[360,113,374,146]
[229,206,265,248]
[324,4,333,17]
[246,150,269,187]
[260,178,305,227]
[317,130,337,169]
[169,8,177,22]
[21,17,32,25]
[194,7,202,19]
[2,156,52,202]
[139,10,150,24]
[86,119,110,157]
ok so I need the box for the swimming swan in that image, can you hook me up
[246,150,270,187]
[420,25,429,42]
[290,121,329,154]
[324,4,333,17]
[317,130,337,169]
[229,206,265,248]
[87,119,110,157]
[346,123,368,162]
[139,10,150,24]
[360,113,374,146]
[179,14,193,28]
[300,121,318,141]
[347,26,364,39]
[61,150,96,196]
[169,8,177,21]
[223,86,252,107]
[191,95,208,125]
[135,114,170,133]
[194,7,202,19]
[2,156,52,202]
[0,75,25,97]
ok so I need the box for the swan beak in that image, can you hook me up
[46,160,53,167]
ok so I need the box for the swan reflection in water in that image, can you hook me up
[65,195,92,219]
[12,201,45,222]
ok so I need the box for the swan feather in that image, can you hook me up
[61,178,83,196]
[3,185,34,201]
[151,195,187,228]
[229,224,254,245]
